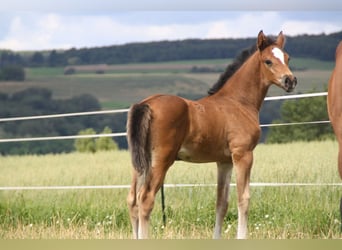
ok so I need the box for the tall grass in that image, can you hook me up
[0,141,341,239]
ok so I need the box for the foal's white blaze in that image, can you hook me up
[272,47,285,65]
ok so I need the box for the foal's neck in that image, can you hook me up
[218,53,269,112]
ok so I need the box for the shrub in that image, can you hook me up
[74,127,119,153]
[74,128,96,153]
[95,127,119,151]
[0,65,25,81]
[64,67,76,75]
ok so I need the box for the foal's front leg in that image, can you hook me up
[214,162,233,239]
[233,151,253,239]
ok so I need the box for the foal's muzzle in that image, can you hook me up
[283,75,297,92]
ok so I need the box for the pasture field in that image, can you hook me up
[0,58,334,109]
[0,140,341,239]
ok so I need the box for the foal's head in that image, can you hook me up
[257,30,297,92]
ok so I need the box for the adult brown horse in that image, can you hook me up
[127,31,297,239]
[328,41,342,180]
[327,41,342,229]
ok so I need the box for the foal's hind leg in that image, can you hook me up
[137,159,173,239]
[127,170,139,239]
[213,162,233,239]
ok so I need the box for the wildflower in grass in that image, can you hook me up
[224,224,232,233]
[254,223,262,230]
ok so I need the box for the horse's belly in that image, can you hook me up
[177,144,231,163]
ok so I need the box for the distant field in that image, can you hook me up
[0,58,334,109]
[0,141,341,239]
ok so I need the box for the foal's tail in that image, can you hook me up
[127,103,152,176]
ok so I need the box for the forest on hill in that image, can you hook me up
[0,31,341,69]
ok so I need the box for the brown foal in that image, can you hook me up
[127,31,297,239]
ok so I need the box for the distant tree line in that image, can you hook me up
[0,88,126,155]
[0,31,341,72]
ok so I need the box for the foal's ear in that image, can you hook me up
[276,31,285,49]
[257,30,266,51]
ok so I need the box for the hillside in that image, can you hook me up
[1,31,341,67]
[40,31,342,65]
[0,31,338,155]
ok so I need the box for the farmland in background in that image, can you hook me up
[0,141,341,239]
[0,57,334,109]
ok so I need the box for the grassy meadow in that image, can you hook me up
[0,141,341,239]
[0,56,339,239]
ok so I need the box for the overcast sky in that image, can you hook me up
[0,1,341,51]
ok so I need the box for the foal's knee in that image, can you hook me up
[138,191,155,219]
[127,186,136,205]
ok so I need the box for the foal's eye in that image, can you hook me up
[265,60,272,66]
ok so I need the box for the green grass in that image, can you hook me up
[25,67,65,77]
[0,141,341,239]
[290,58,334,71]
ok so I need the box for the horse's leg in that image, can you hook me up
[137,158,173,239]
[339,144,342,231]
[127,170,139,239]
[340,196,342,232]
[338,143,342,179]
[233,151,253,239]
[213,162,233,239]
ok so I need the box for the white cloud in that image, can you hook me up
[281,20,342,36]
[0,11,341,51]
[0,13,72,50]
[205,12,283,39]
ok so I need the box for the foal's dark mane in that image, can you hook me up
[208,35,277,95]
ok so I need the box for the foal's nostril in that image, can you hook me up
[285,76,297,87]
[284,76,291,86]
[283,75,297,92]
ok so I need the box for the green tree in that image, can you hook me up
[266,94,333,143]
[30,52,45,66]
[74,128,96,153]
[0,65,25,81]
[95,126,119,151]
